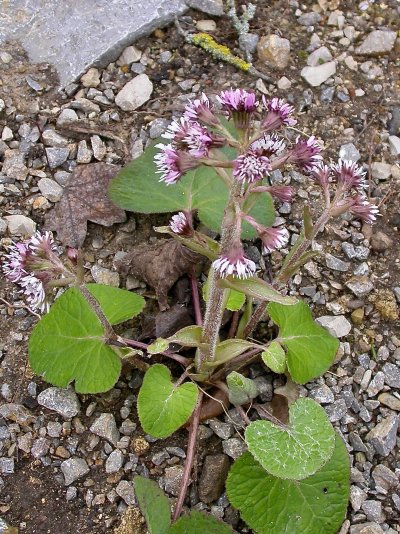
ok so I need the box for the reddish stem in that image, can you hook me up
[190,274,203,326]
[173,390,203,521]
[227,311,239,338]
[118,337,191,367]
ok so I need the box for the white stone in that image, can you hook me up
[115,74,153,111]
[80,67,101,88]
[196,19,217,32]
[57,108,78,127]
[1,126,13,141]
[344,56,358,71]
[355,30,397,56]
[301,61,336,87]
[307,46,332,67]
[388,135,400,156]
[4,215,36,236]
[277,76,291,90]
[37,387,81,418]
[117,45,142,66]
[371,162,392,181]
[316,315,351,338]
[38,178,64,202]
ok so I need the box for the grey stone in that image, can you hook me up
[47,421,62,438]
[198,454,230,503]
[42,129,69,147]
[0,0,188,87]
[222,438,246,459]
[66,486,78,501]
[18,434,33,454]
[31,437,50,458]
[366,415,399,456]
[80,67,101,87]
[301,61,336,87]
[115,74,153,111]
[90,413,120,445]
[38,387,80,418]
[2,151,28,180]
[45,147,70,169]
[316,315,351,338]
[382,362,400,388]
[320,86,335,103]
[350,524,384,534]
[388,107,400,135]
[4,215,36,236]
[208,419,233,440]
[0,457,14,475]
[355,30,397,56]
[54,171,72,187]
[307,46,332,66]
[298,12,321,26]
[372,464,398,491]
[57,109,79,127]
[2,126,13,141]
[367,372,385,397]
[388,135,400,156]
[91,135,107,160]
[309,384,334,404]
[151,451,170,466]
[105,450,124,473]
[349,431,368,453]
[370,231,393,252]
[257,34,291,70]
[186,0,224,15]
[164,465,184,496]
[350,485,367,511]
[324,399,347,422]
[76,140,93,164]
[361,500,384,523]
[61,457,89,485]
[378,392,400,411]
[117,45,142,66]
[239,33,259,54]
[91,265,120,287]
[116,480,136,505]
[325,253,350,272]
[69,98,100,114]
[345,277,374,298]
[38,177,63,202]
[339,143,360,162]
[371,162,392,181]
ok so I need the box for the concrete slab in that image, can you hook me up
[0,0,188,87]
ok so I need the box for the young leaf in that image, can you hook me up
[219,278,297,306]
[137,364,198,438]
[85,283,145,325]
[147,338,170,355]
[227,434,350,534]
[29,287,121,394]
[135,476,171,534]
[211,339,257,366]
[245,398,335,480]
[168,325,203,347]
[262,341,287,374]
[167,511,233,534]
[225,289,246,311]
[267,301,339,384]
[227,371,258,405]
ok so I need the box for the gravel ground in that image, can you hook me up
[0,1,399,532]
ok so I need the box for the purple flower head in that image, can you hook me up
[266,185,294,203]
[251,133,286,157]
[212,246,256,280]
[217,89,258,129]
[288,136,322,172]
[331,159,366,192]
[310,163,331,189]
[261,97,297,132]
[184,93,220,126]
[163,117,214,157]
[2,242,29,282]
[19,274,48,313]
[260,226,289,254]
[155,144,199,185]
[169,212,194,237]
[349,195,379,224]
[233,150,272,183]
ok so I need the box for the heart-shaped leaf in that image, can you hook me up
[225,289,246,311]
[85,283,145,325]
[262,341,287,374]
[245,398,335,480]
[135,476,171,534]
[29,287,121,393]
[268,301,339,384]
[108,143,274,239]
[227,371,258,405]
[137,364,198,438]
[167,511,233,534]
[227,434,350,534]
[219,278,297,306]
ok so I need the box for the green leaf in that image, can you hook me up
[219,277,297,306]
[227,371,258,405]
[137,364,198,438]
[85,283,145,325]
[210,339,257,366]
[168,511,233,534]
[109,143,274,238]
[28,287,121,394]
[225,289,246,311]
[168,325,203,347]
[261,341,287,374]
[267,301,339,384]
[135,476,171,534]
[245,398,335,480]
[227,434,349,534]
[147,338,169,354]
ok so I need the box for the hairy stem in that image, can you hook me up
[190,273,203,326]
[117,337,191,367]
[173,390,203,521]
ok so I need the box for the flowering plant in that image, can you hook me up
[3,89,379,534]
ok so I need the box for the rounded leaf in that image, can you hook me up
[262,342,287,374]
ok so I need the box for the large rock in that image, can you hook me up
[115,74,153,111]
[355,30,397,56]
[0,0,187,87]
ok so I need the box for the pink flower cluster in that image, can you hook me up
[2,231,60,312]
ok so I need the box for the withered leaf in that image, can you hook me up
[115,239,202,311]
[45,163,126,247]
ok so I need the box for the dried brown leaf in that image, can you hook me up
[44,163,126,247]
[115,239,202,310]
